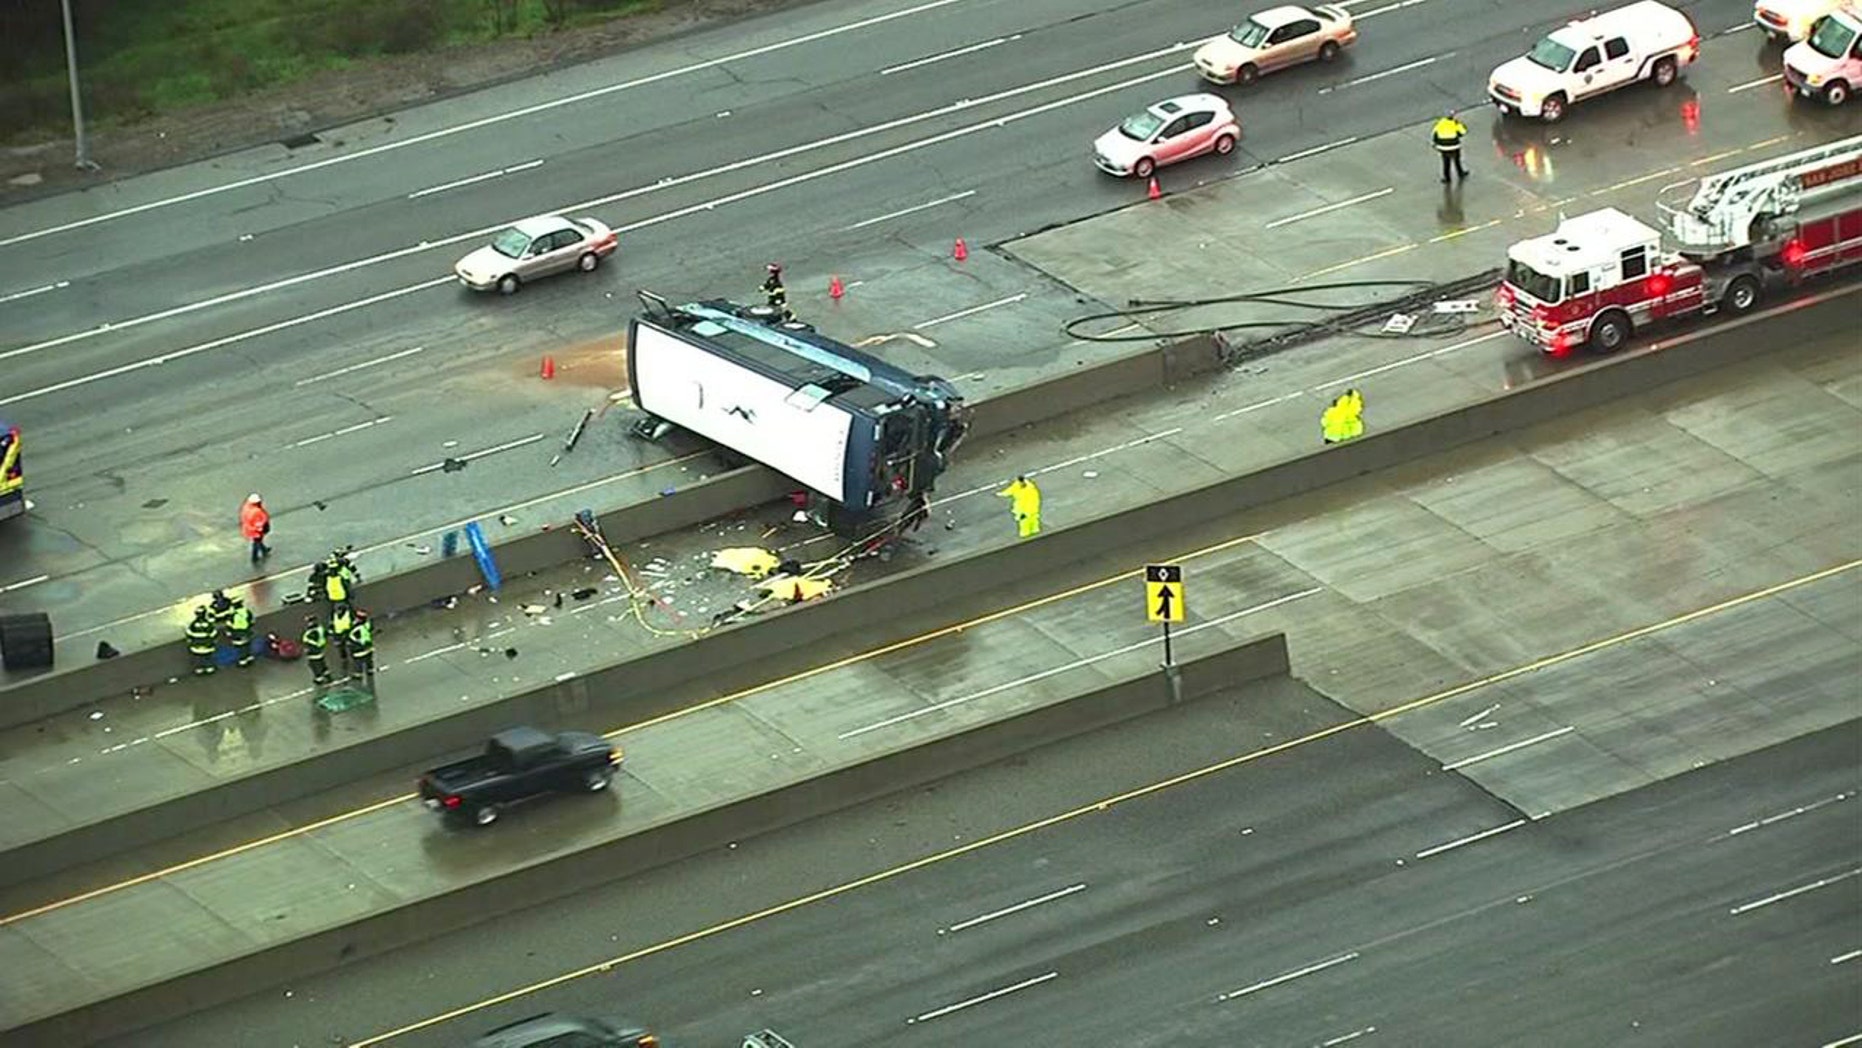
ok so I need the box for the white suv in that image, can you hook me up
[1489,0,1701,122]
[1784,3,1862,104]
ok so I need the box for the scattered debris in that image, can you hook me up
[712,548,782,578]
[88,710,104,720]
[96,641,119,659]
[499,514,518,526]
[1083,470,1099,479]
[572,587,598,601]
[408,544,432,555]
[521,604,548,616]
[441,457,467,473]
[443,440,459,448]
[503,648,518,659]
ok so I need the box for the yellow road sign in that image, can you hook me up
[1145,563,1184,623]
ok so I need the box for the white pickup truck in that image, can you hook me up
[1489,0,1701,122]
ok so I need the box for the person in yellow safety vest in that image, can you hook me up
[185,606,218,676]
[227,599,256,667]
[302,615,333,686]
[1431,111,1469,184]
[997,475,1042,538]
[347,611,376,685]
[1321,400,1346,445]
[330,602,355,672]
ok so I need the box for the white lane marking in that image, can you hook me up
[1217,952,1360,1002]
[1345,0,1430,16]
[937,428,1186,502]
[410,433,545,475]
[1214,394,1294,420]
[1264,188,1394,230]
[1729,867,1862,916]
[1312,331,1508,390]
[0,0,974,247]
[1441,726,1574,771]
[1832,950,1861,965]
[2,574,50,593]
[1321,1028,1379,1047]
[0,281,69,305]
[838,588,1319,739]
[1723,21,1757,34]
[406,160,544,199]
[1728,73,1784,94]
[906,971,1058,1024]
[5,42,1194,362]
[1415,818,1527,860]
[1725,791,1853,838]
[288,416,393,449]
[842,190,976,230]
[1275,137,1358,164]
[1824,1034,1862,1048]
[1319,54,1444,94]
[943,883,1087,933]
[0,277,455,408]
[1457,703,1499,728]
[881,35,1016,75]
[913,293,1027,329]
[295,345,427,386]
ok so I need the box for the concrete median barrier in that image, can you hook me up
[8,632,1290,1045]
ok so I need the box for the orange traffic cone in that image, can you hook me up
[1146,175,1162,201]
[953,237,968,261]
[829,275,844,300]
[540,355,556,380]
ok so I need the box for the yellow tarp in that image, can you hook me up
[711,547,781,578]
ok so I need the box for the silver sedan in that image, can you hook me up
[455,214,618,294]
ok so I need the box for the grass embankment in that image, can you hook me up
[0,0,659,144]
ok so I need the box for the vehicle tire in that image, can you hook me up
[1589,311,1632,354]
[1724,274,1762,313]
[472,805,498,826]
[1539,94,1568,123]
[583,769,612,792]
[1133,156,1156,179]
[1318,41,1340,62]
[1826,80,1851,106]
[1237,64,1259,85]
[1214,133,1236,156]
[1652,56,1678,87]
[496,274,520,295]
[578,251,601,273]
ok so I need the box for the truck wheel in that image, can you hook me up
[583,769,612,792]
[473,805,498,826]
[1826,81,1851,107]
[1539,95,1567,123]
[1589,311,1632,354]
[1651,56,1678,87]
[1725,274,1762,313]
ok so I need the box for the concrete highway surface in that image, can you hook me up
[113,684,1861,1048]
[0,0,1829,640]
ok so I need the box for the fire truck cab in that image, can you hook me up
[1495,208,1705,355]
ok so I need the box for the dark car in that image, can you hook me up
[470,1012,659,1048]
[419,725,620,827]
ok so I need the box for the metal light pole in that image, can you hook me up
[60,0,99,171]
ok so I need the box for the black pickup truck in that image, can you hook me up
[419,726,620,827]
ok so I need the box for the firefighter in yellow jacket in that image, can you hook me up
[1432,111,1469,184]
[997,475,1042,539]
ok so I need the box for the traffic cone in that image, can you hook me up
[540,355,556,380]
[1146,175,1162,201]
[829,275,844,300]
[953,237,968,262]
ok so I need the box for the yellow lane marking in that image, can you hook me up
[349,558,1860,1046]
[0,531,1269,927]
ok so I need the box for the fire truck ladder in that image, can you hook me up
[1656,134,1862,256]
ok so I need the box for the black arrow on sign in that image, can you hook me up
[1154,586,1175,620]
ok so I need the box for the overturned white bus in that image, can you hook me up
[625,292,969,531]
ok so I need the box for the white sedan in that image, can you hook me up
[455,214,618,294]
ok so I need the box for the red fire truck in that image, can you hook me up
[1497,134,1862,355]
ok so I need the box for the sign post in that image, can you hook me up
[1145,564,1186,703]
